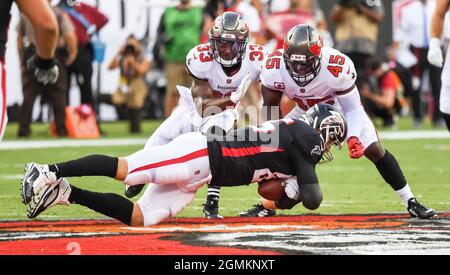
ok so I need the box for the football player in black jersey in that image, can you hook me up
[0,0,59,141]
[21,104,346,226]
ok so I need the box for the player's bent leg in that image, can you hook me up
[136,183,196,226]
[126,98,196,199]
[124,132,211,188]
[299,184,322,210]
[364,142,436,219]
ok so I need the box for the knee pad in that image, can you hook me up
[124,172,152,186]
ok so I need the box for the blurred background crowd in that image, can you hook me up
[4,0,450,137]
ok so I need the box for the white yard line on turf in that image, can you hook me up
[0,138,147,150]
[0,131,448,150]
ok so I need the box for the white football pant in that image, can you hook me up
[126,132,211,226]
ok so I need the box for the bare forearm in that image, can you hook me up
[16,0,58,59]
[431,0,449,38]
[200,97,234,114]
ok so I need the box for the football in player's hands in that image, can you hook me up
[258,179,285,201]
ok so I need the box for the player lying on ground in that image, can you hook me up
[20,103,347,227]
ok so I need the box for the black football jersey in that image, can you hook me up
[207,118,324,187]
[0,0,14,61]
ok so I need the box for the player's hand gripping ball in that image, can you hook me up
[258,179,285,201]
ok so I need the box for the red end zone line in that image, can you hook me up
[0,234,280,255]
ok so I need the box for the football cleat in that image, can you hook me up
[203,199,223,219]
[21,163,57,205]
[124,184,145,198]
[239,203,276,217]
[407,198,437,219]
[27,178,71,219]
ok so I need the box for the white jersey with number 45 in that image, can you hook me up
[260,47,357,112]
[186,43,269,98]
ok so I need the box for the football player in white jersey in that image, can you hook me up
[428,0,450,131]
[125,12,269,219]
[255,24,436,219]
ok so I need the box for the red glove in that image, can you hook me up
[347,136,365,159]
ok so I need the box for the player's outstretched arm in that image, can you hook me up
[261,85,283,121]
[428,0,448,67]
[15,0,58,60]
[191,78,236,113]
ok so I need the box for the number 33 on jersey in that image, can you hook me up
[186,43,268,98]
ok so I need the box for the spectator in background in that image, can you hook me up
[265,0,331,50]
[101,35,150,134]
[229,0,264,43]
[0,0,59,142]
[58,1,108,110]
[17,2,77,137]
[361,58,406,128]
[331,0,384,90]
[392,0,443,128]
[155,0,203,118]
[202,0,225,44]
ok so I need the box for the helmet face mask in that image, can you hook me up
[284,54,321,87]
[210,37,247,67]
[305,104,347,163]
[283,24,323,87]
[209,12,249,67]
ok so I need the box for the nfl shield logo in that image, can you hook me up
[274,82,285,90]
[300,89,306,93]
[227,79,232,84]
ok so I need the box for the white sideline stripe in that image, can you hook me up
[0,138,147,150]
[379,130,450,140]
[0,131,448,150]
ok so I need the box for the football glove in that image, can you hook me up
[26,55,59,85]
[347,136,364,159]
[284,177,299,201]
[427,38,444,68]
[230,73,252,104]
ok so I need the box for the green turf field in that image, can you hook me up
[0,120,448,221]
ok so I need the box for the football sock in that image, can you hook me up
[395,184,414,206]
[69,185,133,226]
[207,186,221,204]
[442,112,450,132]
[374,150,408,191]
[49,155,118,179]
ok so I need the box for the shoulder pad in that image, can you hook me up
[186,44,214,79]
[322,47,357,91]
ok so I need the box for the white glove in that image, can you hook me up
[427,38,444,68]
[230,73,252,104]
[284,177,299,200]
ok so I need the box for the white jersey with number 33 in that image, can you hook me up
[186,43,269,98]
[260,47,357,112]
